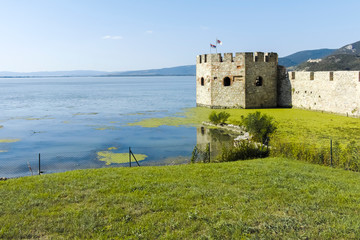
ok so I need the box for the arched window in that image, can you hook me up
[255,76,263,86]
[201,77,204,86]
[223,77,231,86]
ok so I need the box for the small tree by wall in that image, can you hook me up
[209,111,231,125]
[241,111,277,145]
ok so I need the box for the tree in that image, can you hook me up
[241,111,277,145]
[208,111,230,125]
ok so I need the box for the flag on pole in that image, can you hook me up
[216,39,222,45]
[210,44,217,48]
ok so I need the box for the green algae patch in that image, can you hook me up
[73,112,98,116]
[97,151,147,165]
[0,139,20,143]
[128,107,211,128]
[26,118,47,121]
[87,124,118,131]
[128,107,360,146]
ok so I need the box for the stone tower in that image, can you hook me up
[196,52,278,108]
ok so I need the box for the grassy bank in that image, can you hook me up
[2,158,360,239]
[129,107,360,146]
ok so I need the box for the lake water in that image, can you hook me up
[0,76,234,178]
[0,76,237,178]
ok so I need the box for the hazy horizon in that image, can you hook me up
[1,0,359,72]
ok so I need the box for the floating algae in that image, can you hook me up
[73,112,98,116]
[128,107,211,128]
[97,151,147,165]
[107,147,118,150]
[0,139,20,143]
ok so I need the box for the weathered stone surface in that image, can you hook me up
[288,71,360,117]
[196,52,278,108]
[196,52,360,117]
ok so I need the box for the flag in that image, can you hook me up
[217,39,222,45]
[210,44,216,48]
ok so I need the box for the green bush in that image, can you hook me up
[216,140,269,162]
[209,111,230,125]
[241,111,277,144]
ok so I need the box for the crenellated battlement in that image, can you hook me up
[196,52,278,64]
[196,49,360,117]
[288,71,360,83]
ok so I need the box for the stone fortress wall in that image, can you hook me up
[286,71,360,117]
[196,52,278,108]
[196,52,360,118]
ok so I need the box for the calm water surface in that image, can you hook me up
[0,76,231,177]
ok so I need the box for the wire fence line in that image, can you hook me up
[0,143,218,179]
[1,139,359,179]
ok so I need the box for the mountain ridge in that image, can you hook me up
[295,40,360,71]
[1,41,359,77]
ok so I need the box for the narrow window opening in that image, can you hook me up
[310,72,314,80]
[330,72,334,81]
[291,72,295,80]
[265,56,269,62]
[254,56,258,62]
[201,77,204,86]
[201,127,205,135]
[223,77,231,86]
[255,76,263,86]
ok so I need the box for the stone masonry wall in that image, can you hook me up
[277,65,292,107]
[288,71,360,117]
[196,53,246,108]
[245,52,278,108]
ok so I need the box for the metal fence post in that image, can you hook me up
[208,142,211,163]
[38,153,41,175]
[129,147,131,168]
[330,139,333,167]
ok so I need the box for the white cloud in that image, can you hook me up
[102,35,123,40]
[145,30,153,34]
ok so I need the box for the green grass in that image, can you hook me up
[2,158,360,239]
[130,107,360,146]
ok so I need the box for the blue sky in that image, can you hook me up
[0,0,359,72]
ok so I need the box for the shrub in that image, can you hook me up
[209,111,230,125]
[241,111,277,144]
[216,140,269,162]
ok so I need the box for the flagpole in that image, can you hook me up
[215,38,218,54]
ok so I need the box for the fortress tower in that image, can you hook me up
[196,52,278,108]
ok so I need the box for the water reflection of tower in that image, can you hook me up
[196,126,235,159]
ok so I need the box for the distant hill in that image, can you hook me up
[0,70,110,77]
[278,49,336,68]
[295,40,360,71]
[2,41,359,78]
[106,65,195,76]
[0,66,196,78]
